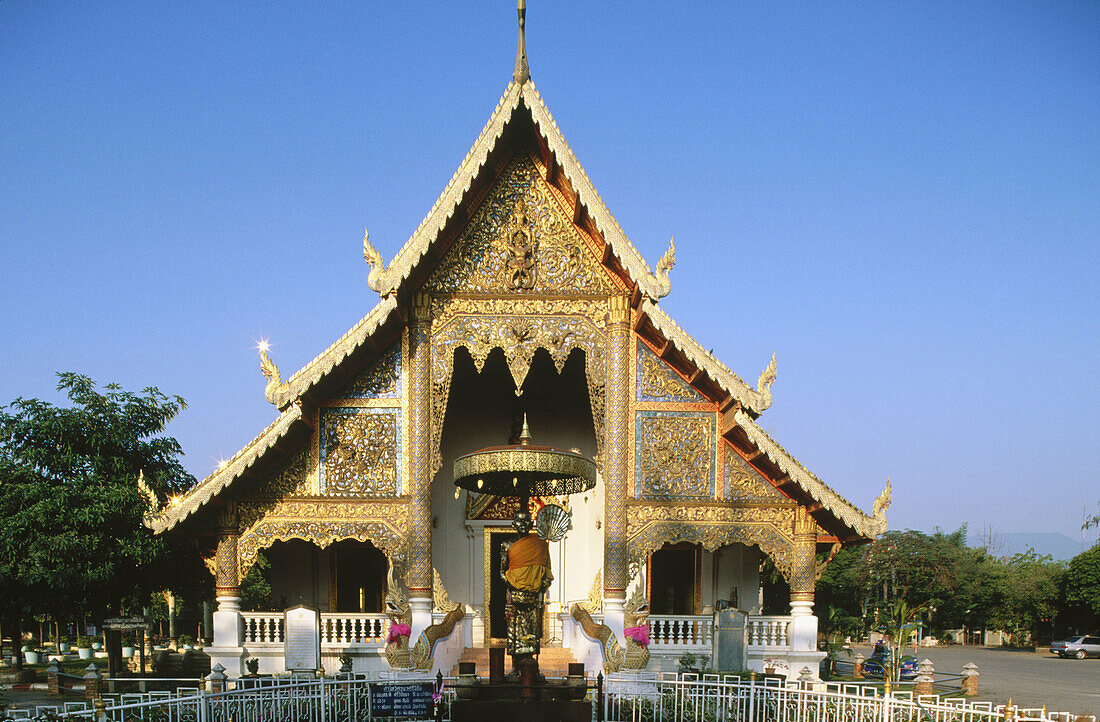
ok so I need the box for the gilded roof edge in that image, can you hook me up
[271,295,399,408]
[146,403,304,533]
[733,409,889,540]
[640,300,775,414]
[365,79,675,303]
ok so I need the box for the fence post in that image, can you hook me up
[852,653,864,679]
[914,658,934,697]
[961,662,979,697]
[597,672,604,722]
[83,663,102,704]
[798,666,815,690]
[206,662,227,693]
[46,660,59,695]
[748,671,756,722]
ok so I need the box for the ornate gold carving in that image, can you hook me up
[603,298,631,594]
[873,479,892,521]
[260,347,290,406]
[569,588,649,673]
[362,230,395,296]
[649,237,676,301]
[637,413,714,499]
[733,408,887,539]
[343,342,400,399]
[637,342,702,402]
[320,409,399,497]
[724,446,786,502]
[245,447,311,498]
[407,314,433,592]
[578,569,602,614]
[505,198,538,289]
[626,502,798,583]
[384,562,413,669]
[427,156,612,295]
[215,531,239,592]
[429,305,607,476]
[433,567,460,613]
[236,500,408,577]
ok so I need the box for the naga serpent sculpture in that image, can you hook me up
[384,564,465,670]
[571,584,650,673]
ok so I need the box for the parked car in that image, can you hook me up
[1049,635,1100,659]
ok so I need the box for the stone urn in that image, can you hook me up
[454,661,480,700]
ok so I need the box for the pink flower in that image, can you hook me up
[387,623,411,644]
[624,626,650,646]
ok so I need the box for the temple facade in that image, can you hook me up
[148,18,889,681]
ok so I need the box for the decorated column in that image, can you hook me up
[407,293,434,638]
[787,507,825,678]
[210,505,245,675]
[602,295,631,640]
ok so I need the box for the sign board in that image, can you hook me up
[283,606,321,672]
[713,608,747,672]
[103,617,151,630]
[369,683,433,719]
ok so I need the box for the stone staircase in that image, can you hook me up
[450,646,578,678]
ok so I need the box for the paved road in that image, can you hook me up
[851,644,1100,716]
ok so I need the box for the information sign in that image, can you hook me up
[283,606,320,672]
[369,682,434,718]
[103,617,150,630]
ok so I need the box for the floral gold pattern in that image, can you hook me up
[320,408,400,497]
[626,502,798,583]
[427,156,612,295]
[636,412,715,499]
[637,342,702,402]
[344,342,400,399]
[724,445,787,502]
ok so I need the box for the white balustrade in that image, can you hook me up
[241,613,388,647]
[747,615,791,648]
[648,615,713,651]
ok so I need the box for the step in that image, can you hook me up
[450,646,578,678]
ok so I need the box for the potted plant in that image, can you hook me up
[177,633,194,651]
[58,640,71,653]
[23,646,40,665]
[76,637,95,661]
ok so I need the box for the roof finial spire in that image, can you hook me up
[513,0,530,84]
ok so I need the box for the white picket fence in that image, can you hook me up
[7,670,1093,722]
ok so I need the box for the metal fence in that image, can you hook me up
[4,671,1094,722]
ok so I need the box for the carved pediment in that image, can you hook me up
[724,445,788,502]
[427,155,613,295]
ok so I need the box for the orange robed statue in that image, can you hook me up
[502,510,552,657]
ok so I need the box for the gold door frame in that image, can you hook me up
[483,525,518,645]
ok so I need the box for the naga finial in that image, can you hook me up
[136,469,160,514]
[647,236,676,300]
[872,478,892,520]
[362,229,394,295]
[513,0,530,84]
[754,352,777,411]
[258,342,288,406]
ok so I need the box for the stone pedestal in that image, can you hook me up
[409,596,433,643]
[786,601,825,680]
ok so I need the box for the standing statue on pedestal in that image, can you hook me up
[501,509,552,659]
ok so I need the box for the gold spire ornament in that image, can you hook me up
[259,342,289,405]
[513,0,530,84]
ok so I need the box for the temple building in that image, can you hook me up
[148,6,889,680]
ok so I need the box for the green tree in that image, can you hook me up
[1063,543,1100,632]
[999,550,1064,643]
[0,373,209,652]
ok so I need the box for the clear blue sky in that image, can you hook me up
[2,2,1097,547]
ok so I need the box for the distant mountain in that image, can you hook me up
[988,532,1090,561]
